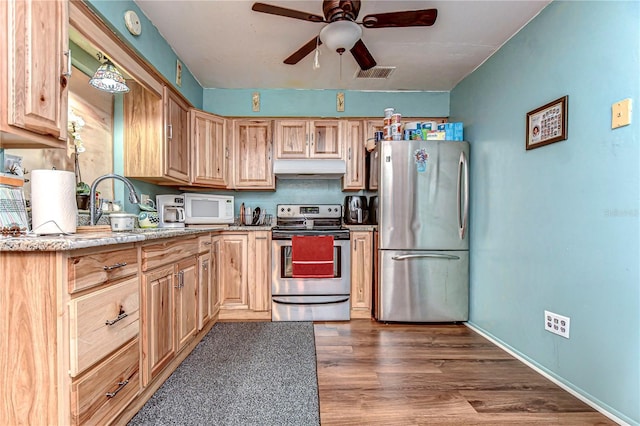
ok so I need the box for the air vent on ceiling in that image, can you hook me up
[355,66,396,79]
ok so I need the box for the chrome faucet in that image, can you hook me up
[89,174,140,225]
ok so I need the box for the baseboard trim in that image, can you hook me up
[464,322,630,426]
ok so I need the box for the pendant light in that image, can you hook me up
[89,53,130,94]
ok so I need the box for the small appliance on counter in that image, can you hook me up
[344,195,368,225]
[183,193,234,225]
[368,195,379,225]
[156,194,185,228]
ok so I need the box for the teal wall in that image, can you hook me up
[450,1,639,424]
[86,0,203,108]
[204,88,449,118]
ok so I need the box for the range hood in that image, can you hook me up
[273,159,346,179]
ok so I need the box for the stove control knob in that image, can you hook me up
[280,207,285,212]
[287,208,291,212]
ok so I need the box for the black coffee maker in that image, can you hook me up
[368,196,379,225]
[344,196,368,224]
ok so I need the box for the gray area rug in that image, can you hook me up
[129,322,320,426]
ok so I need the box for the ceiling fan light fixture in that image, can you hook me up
[89,57,130,94]
[319,20,362,53]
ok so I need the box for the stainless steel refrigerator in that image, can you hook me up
[376,140,470,322]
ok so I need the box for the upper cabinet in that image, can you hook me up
[343,120,366,191]
[164,87,190,182]
[0,0,69,148]
[190,110,228,188]
[274,119,342,159]
[232,119,274,190]
[124,82,191,185]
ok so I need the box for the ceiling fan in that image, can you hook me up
[251,0,437,71]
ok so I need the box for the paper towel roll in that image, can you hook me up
[31,169,78,235]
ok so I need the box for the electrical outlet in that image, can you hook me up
[140,193,149,204]
[545,310,570,339]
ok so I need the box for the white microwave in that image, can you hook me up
[182,193,234,225]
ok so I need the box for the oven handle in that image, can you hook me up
[272,297,349,306]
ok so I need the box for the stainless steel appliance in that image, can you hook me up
[271,204,350,321]
[377,140,470,322]
[156,194,185,228]
[344,195,368,224]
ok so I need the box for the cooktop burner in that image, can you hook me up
[273,204,349,240]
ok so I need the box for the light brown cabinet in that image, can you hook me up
[343,120,366,190]
[0,245,145,425]
[197,235,212,331]
[274,119,342,159]
[123,82,191,185]
[0,0,69,148]
[232,119,274,189]
[164,87,191,182]
[190,110,228,188]
[219,231,271,320]
[350,231,373,319]
[141,238,199,385]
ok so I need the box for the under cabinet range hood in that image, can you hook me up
[273,159,346,179]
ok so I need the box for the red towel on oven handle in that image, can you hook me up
[292,235,334,278]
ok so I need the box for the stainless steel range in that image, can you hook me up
[271,204,351,321]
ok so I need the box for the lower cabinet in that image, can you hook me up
[141,237,199,386]
[218,231,271,320]
[350,231,373,319]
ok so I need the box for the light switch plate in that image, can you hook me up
[252,92,260,112]
[176,60,183,87]
[337,92,345,112]
[612,98,632,129]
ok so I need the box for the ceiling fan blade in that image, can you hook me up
[284,37,322,65]
[252,3,325,23]
[350,39,376,71]
[362,9,437,28]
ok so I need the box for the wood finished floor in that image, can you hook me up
[314,320,615,425]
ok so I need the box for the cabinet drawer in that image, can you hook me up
[69,276,140,376]
[198,234,212,253]
[68,247,138,293]
[142,237,198,271]
[71,338,141,426]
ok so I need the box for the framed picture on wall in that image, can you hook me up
[526,95,568,150]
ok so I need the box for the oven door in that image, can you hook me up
[272,239,351,296]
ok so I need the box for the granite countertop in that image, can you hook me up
[0,225,273,252]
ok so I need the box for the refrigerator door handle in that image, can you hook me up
[457,151,469,240]
[392,253,461,261]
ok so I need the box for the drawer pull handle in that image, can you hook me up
[105,308,128,326]
[104,262,127,271]
[203,241,212,246]
[105,379,129,399]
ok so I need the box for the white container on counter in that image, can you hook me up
[109,213,136,231]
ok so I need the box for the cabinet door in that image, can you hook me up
[2,0,68,146]
[142,265,175,385]
[210,236,221,317]
[366,120,384,191]
[233,120,274,189]
[123,81,164,179]
[164,86,190,183]
[191,110,228,188]
[197,252,211,331]
[248,231,271,312]
[274,120,308,159]
[350,231,373,318]
[310,120,342,158]
[219,234,249,310]
[175,256,197,352]
[343,120,366,190]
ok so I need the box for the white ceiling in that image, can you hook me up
[134,0,550,91]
